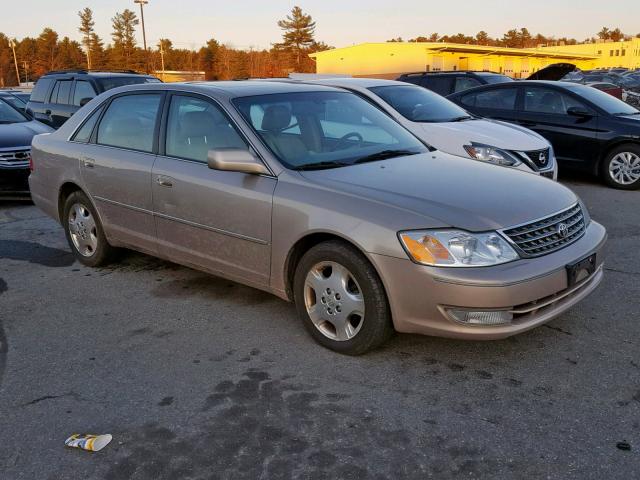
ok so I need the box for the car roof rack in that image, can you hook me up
[44,69,142,76]
[400,70,504,76]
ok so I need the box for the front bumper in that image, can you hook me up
[370,220,606,339]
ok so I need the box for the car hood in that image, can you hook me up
[0,121,53,149]
[417,118,547,152]
[300,152,577,231]
[527,63,577,81]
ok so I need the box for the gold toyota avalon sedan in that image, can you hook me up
[28,81,606,354]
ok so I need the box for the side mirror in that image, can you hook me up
[207,149,269,175]
[79,97,93,107]
[567,106,593,117]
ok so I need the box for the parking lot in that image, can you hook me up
[0,173,638,479]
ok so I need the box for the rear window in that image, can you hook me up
[476,73,514,84]
[97,76,160,92]
[30,78,54,103]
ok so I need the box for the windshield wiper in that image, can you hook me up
[448,116,474,122]
[352,149,421,165]
[294,160,350,171]
[613,111,640,116]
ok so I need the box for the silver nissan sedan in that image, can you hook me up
[28,81,606,355]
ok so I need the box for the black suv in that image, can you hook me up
[397,71,513,96]
[26,70,161,128]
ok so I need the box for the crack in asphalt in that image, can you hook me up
[19,391,83,407]
[604,267,640,276]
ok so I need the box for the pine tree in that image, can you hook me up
[78,7,95,69]
[111,9,139,69]
[275,6,316,71]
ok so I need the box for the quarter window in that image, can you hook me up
[72,105,105,143]
[73,81,97,106]
[165,95,248,163]
[96,94,162,152]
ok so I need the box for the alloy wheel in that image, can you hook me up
[609,152,640,185]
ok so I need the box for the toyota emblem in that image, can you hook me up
[539,152,547,166]
[557,223,569,238]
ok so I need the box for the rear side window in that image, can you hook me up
[421,76,453,95]
[72,105,105,143]
[460,88,518,110]
[96,94,162,152]
[165,95,248,163]
[523,87,588,115]
[73,81,97,106]
[50,80,72,105]
[30,78,54,102]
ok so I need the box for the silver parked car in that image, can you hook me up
[29,81,606,354]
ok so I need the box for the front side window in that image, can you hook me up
[233,91,428,170]
[566,84,639,115]
[73,81,97,106]
[461,88,518,110]
[0,98,29,123]
[523,87,587,115]
[370,85,472,122]
[165,95,248,163]
[97,94,162,152]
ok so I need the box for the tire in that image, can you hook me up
[601,144,640,190]
[62,190,117,267]
[293,240,394,355]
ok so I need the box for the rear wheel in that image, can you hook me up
[601,144,640,190]
[293,240,393,355]
[63,191,117,267]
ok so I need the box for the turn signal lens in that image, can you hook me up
[399,233,454,265]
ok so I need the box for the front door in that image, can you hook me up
[152,94,276,287]
[80,92,164,253]
[518,86,601,167]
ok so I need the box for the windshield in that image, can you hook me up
[369,85,471,123]
[477,73,513,84]
[0,98,29,123]
[97,76,160,92]
[567,84,639,115]
[233,91,428,170]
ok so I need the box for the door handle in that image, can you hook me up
[156,175,173,188]
[82,157,95,168]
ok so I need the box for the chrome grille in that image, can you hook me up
[0,147,31,168]
[502,204,586,257]
[522,148,551,170]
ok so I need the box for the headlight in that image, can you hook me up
[399,230,519,267]
[463,143,521,167]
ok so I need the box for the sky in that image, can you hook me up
[3,0,639,50]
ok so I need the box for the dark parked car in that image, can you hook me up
[397,71,513,96]
[447,81,640,189]
[26,70,160,129]
[585,82,624,100]
[0,97,52,196]
[0,90,30,114]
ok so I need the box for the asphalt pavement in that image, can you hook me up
[0,174,638,479]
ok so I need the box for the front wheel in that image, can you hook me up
[601,144,640,190]
[293,240,393,355]
[63,191,117,267]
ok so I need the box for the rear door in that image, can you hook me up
[152,93,276,287]
[517,85,601,166]
[456,85,521,122]
[79,92,164,253]
[47,78,76,128]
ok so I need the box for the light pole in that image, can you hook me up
[134,0,148,51]
[9,39,20,86]
[134,0,149,72]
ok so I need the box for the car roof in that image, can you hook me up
[43,71,155,78]
[305,77,410,89]
[106,80,344,99]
